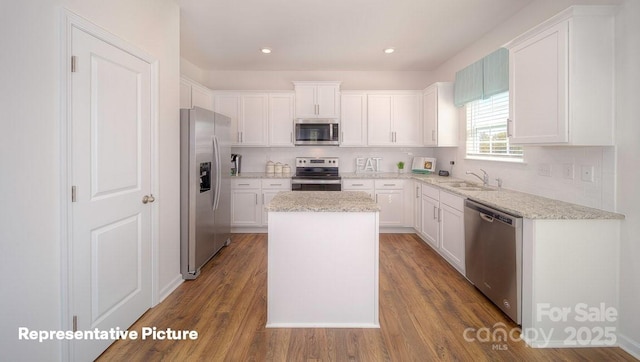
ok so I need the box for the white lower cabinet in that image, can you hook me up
[417,183,465,273]
[261,179,291,225]
[231,179,261,226]
[374,180,405,227]
[231,178,290,228]
[342,179,374,199]
[343,179,412,227]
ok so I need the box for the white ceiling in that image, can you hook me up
[176,0,533,71]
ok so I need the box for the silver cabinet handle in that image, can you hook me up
[416,186,419,198]
[290,132,293,143]
[352,183,363,186]
[437,207,441,222]
[142,194,155,204]
[262,194,265,204]
[433,206,437,220]
[255,194,258,205]
[507,119,513,137]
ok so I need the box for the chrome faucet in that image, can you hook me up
[466,169,489,185]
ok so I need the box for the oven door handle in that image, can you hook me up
[291,179,342,185]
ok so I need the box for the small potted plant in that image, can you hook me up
[396,161,405,174]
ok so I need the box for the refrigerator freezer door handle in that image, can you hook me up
[212,136,222,210]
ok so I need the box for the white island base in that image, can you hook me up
[267,203,379,328]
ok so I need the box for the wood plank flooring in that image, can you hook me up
[98,233,636,361]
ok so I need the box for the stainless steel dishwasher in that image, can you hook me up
[464,199,523,324]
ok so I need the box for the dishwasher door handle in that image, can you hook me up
[480,213,494,223]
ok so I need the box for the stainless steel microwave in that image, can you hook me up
[294,119,339,146]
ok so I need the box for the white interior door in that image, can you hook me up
[70,26,153,361]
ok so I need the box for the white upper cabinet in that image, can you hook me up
[367,92,422,147]
[506,6,615,145]
[180,77,213,111]
[423,82,458,147]
[293,81,340,118]
[268,93,295,147]
[214,93,268,146]
[240,94,269,146]
[340,92,368,146]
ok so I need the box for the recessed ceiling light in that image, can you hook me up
[384,48,395,54]
[261,48,272,54]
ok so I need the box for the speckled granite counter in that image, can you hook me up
[232,172,292,179]
[341,172,624,220]
[267,191,379,213]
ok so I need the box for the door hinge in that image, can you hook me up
[71,186,77,202]
[71,56,77,73]
[72,315,78,332]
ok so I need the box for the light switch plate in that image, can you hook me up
[562,164,574,179]
[538,163,552,177]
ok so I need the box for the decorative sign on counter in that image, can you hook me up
[356,157,382,172]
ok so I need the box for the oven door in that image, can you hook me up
[291,179,342,191]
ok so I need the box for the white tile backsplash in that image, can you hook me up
[434,145,616,212]
[231,147,434,174]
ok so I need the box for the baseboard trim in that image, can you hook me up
[619,332,640,360]
[155,274,183,306]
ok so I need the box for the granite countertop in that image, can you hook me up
[267,191,380,213]
[232,172,292,179]
[342,172,624,220]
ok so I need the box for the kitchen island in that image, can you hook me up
[265,191,380,328]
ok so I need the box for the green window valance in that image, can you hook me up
[454,47,509,107]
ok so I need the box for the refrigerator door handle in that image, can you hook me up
[212,136,222,210]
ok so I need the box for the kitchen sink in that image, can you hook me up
[440,182,498,191]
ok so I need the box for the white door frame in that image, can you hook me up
[59,9,159,361]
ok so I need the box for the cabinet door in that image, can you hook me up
[412,182,422,230]
[191,84,214,111]
[316,85,339,118]
[509,21,568,144]
[294,85,317,118]
[423,86,437,146]
[376,190,404,226]
[215,95,241,144]
[240,94,268,146]
[367,95,393,146]
[421,195,439,249]
[269,94,294,146]
[393,94,422,146]
[340,93,367,146]
[231,189,261,226]
[440,203,465,273]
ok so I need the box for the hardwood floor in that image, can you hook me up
[98,233,636,361]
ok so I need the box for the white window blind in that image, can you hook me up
[466,92,523,160]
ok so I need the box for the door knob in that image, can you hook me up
[142,194,155,204]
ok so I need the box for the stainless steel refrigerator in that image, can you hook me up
[180,107,231,279]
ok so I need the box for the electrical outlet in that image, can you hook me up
[562,164,574,180]
[537,163,552,177]
[581,165,594,182]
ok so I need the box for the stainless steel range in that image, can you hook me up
[291,157,341,191]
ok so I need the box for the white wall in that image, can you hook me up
[0,0,180,360]
[614,0,640,357]
[205,70,435,90]
[181,56,207,84]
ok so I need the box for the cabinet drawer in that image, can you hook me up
[343,179,374,189]
[440,191,464,211]
[261,179,291,190]
[231,179,261,189]
[374,179,403,189]
[421,183,440,200]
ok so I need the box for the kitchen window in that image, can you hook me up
[465,91,523,161]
